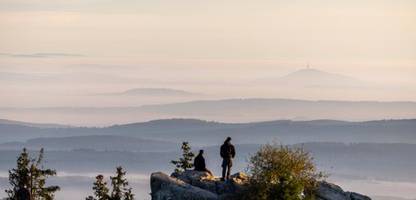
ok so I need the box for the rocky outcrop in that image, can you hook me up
[151,170,246,200]
[316,181,371,200]
[150,172,218,200]
[150,170,371,200]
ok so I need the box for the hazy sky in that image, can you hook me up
[1,0,415,106]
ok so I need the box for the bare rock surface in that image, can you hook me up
[150,172,218,200]
[150,170,371,200]
[317,181,371,200]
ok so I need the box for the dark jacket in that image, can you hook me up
[194,154,206,171]
[220,142,235,159]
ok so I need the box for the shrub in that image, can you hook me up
[241,144,325,200]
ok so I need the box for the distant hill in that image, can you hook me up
[0,119,69,128]
[1,118,416,146]
[2,98,415,125]
[0,135,178,152]
[276,68,364,87]
[107,118,416,146]
[106,88,198,96]
[140,98,416,122]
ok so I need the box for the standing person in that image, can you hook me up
[220,137,235,181]
[194,150,213,176]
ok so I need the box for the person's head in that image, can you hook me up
[199,149,204,155]
[225,137,232,144]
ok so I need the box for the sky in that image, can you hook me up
[0,0,415,107]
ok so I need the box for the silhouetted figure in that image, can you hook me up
[220,137,235,181]
[194,150,213,176]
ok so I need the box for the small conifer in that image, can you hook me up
[6,148,60,200]
[86,167,134,200]
[171,141,195,173]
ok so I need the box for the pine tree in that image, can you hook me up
[86,175,110,200]
[171,141,195,173]
[6,148,60,200]
[5,148,30,199]
[86,167,134,200]
[31,149,60,200]
[110,167,133,200]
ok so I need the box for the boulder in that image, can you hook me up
[171,170,219,194]
[152,170,246,200]
[317,181,371,200]
[151,172,218,200]
[150,170,371,200]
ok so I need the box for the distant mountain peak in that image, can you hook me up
[292,67,325,73]
[103,88,198,96]
[278,68,362,87]
[284,68,346,77]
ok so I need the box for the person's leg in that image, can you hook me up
[226,158,233,180]
[226,164,231,180]
[221,159,226,180]
[222,166,226,180]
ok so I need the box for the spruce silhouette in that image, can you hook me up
[171,141,195,173]
[6,148,60,200]
[86,166,134,200]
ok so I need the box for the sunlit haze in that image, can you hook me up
[1,0,415,109]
